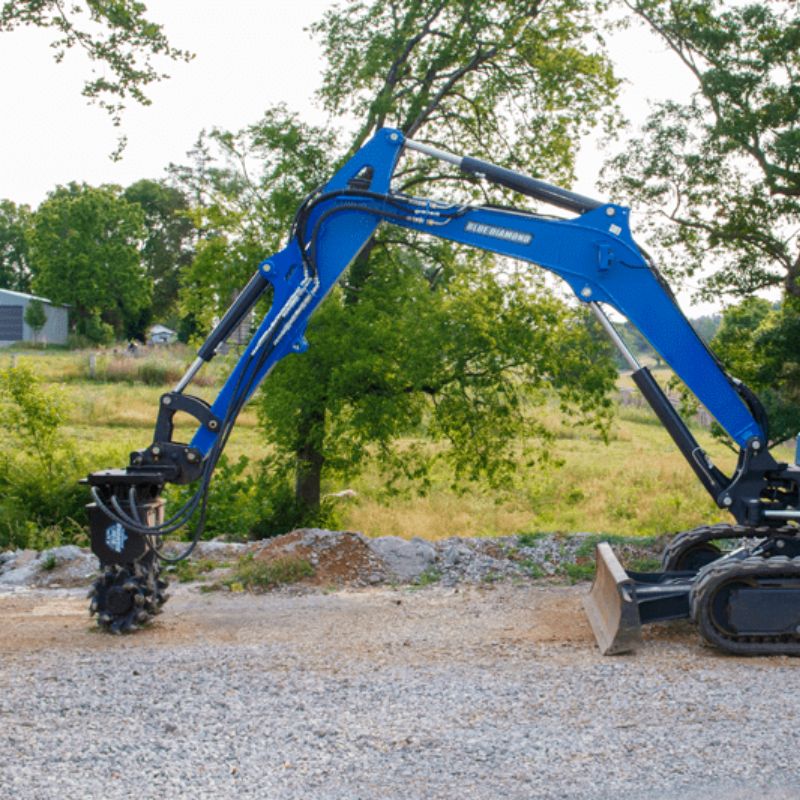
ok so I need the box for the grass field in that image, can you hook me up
[3,346,795,541]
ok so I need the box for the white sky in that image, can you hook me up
[0,1,714,311]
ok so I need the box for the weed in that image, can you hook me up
[519,559,546,579]
[228,554,315,590]
[166,558,218,583]
[517,531,548,548]
[562,561,595,584]
[414,568,441,587]
[628,556,662,572]
[40,552,57,571]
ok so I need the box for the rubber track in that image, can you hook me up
[690,555,800,656]
[661,523,798,571]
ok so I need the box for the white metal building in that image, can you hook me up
[147,324,178,345]
[0,289,69,346]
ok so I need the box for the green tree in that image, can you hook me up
[24,298,47,344]
[28,183,150,343]
[0,199,32,292]
[712,297,800,446]
[123,179,194,322]
[607,0,800,301]
[0,0,193,157]
[314,0,618,177]
[604,0,800,445]
[179,0,621,520]
[691,313,721,345]
[172,106,339,333]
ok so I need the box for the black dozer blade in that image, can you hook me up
[583,542,643,655]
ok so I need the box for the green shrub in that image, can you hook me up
[166,455,263,540]
[0,364,116,550]
[249,479,342,540]
[166,456,343,542]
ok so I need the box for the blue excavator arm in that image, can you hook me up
[195,128,764,454]
[88,127,798,567]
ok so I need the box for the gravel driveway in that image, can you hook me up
[1,582,799,799]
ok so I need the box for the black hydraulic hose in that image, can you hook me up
[127,487,208,564]
[92,485,202,535]
[294,188,466,277]
[305,200,469,276]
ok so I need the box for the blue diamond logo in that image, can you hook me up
[105,523,127,554]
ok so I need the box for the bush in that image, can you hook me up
[165,455,343,542]
[0,364,120,550]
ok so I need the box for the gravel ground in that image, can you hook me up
[2,582,799,799]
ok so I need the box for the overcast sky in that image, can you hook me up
[0,1,712,309]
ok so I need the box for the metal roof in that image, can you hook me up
[0,288,66,307]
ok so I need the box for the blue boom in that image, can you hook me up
[189,128,761,471]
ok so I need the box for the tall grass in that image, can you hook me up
[4,346,794,544]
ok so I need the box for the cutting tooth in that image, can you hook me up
[134,594,145,606]
[89,600,99,614]
[136,611,149,624]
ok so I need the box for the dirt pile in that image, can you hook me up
[250,529,387,587]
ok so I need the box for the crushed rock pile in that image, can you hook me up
[0,529,665,592]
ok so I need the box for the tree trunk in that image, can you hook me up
[294,410,325,512]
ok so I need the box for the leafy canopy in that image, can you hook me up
[314,0,619,182]
[712,297,800,446]
[28,182,151,342]
[606,0,800,301]
[0,0,193,158]
[123,179,194,322]
[172,106,339,332]
[0,199,32,292]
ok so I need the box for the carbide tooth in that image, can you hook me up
[136,611,149,623]
[98,613,112,624]
[123,582,138,592]
[134,594,145,606]
[89,600,98,614]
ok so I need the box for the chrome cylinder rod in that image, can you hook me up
[404,138,463,166]
[589,302,640,371]
[763,509,800,520]
[174,356,205,394]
